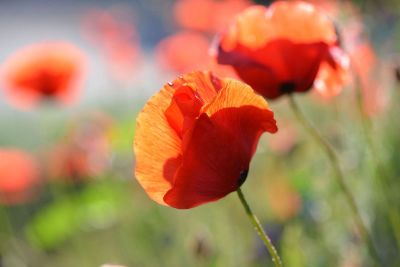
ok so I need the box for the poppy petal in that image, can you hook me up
[134,84,182,206]
[165,85,204,138]
[177,71,221,104]
[314,47,350,99]
[164,71,222,137]
[220,3,336,50]
[164,80,277,208]
[203,79,278,153]
[265,1,336,44]
[218,39,329,98]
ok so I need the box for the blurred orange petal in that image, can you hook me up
[314,46,350,99]
[0,149,40,205]
[155,31,210,73]
[220,2,336,51]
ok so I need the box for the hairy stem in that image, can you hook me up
[237,187,283,267]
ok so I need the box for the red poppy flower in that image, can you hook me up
[1,42,86,109]
[134,71,277,209]
[0,149,40,205]
[216,1,348,99]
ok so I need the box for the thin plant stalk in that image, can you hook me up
[355,83,400,250]
[0,205,25,262]
[287,93,382,266]
[0,205,14,254]
[236,187,283,267]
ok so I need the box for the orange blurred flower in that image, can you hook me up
[156,30,240,82]
[174,0,251,33]
[0,149,40,205]
[134,71,277,209]
[82,8,141,83]
[1,42,86,110]
[156,31,210,73]
[156,30,238,78]
[48,113,112,183]
[215,1,348,99]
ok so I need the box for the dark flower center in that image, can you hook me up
[238,169,249,186]
[280,82,296,94]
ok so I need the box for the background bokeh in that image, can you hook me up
[0,0,399,266]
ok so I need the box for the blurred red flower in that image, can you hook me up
[0,149,40,205]
[134,71,277,209]
[215,1,349,100]
[156,30,239,79]
[174,0,251,33]
[82,8,141,83]
[156,31,210,73]
[48,113,112,183]
[1,42,86,109]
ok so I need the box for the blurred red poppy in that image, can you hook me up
[48,113,112,183]
[155,31,210,73]
[82,8,141,83]
[156,30,239,79]
[0,149,40,205]
[216,1,348,99]
[1,42,86,109]
[134,71,277,209]
[174,0,250,33]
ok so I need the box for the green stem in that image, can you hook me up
[355,84,400,251]
[0,205,13,256]
[355,83,392,183]
[236,187,283,267]
[0,205,14,238]
[287,94,382,266]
